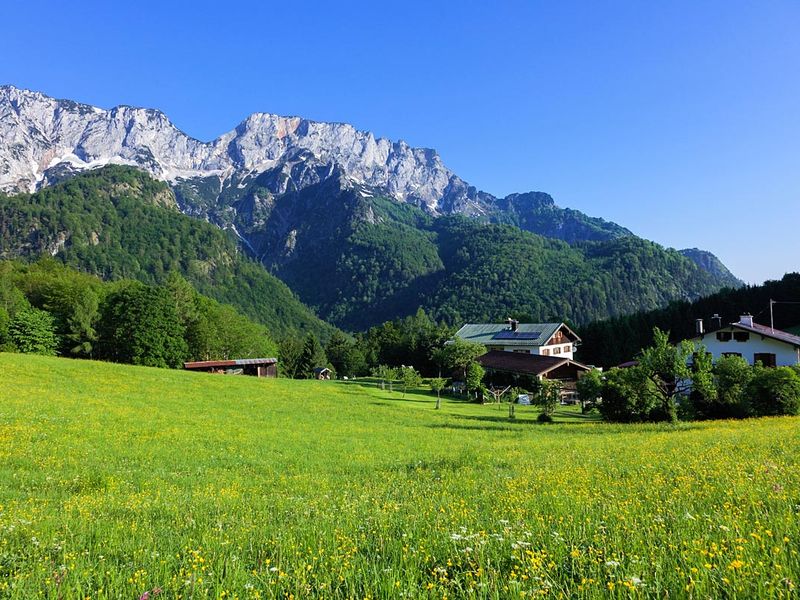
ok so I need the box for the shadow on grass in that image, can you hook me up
[427,422,522,433]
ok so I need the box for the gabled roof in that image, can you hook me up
[453,322,581,347]
[476,350,591,377]
[184,358,277,369]
[731,322,800,348]
[693,322,800,349]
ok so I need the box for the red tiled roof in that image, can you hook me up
[476,350,590,377]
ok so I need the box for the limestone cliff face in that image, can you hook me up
[0,85,489,214]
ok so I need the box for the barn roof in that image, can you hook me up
[453,322,581,347]
[184,358,278,369]
[476,350,591,377]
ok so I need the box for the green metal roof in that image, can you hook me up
[453,322,577,346]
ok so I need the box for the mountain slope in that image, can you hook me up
[679,248,742,288]
[0,166,334,339]
[0,86,742,330]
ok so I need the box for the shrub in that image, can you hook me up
[7,307,59,355]
[599,366,661,423]
[746,366,800,417]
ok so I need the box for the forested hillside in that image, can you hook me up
[578,272,800,367]
[0,166,334,339]
[259,190,741,330]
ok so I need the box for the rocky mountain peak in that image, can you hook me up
[0,86,487,213]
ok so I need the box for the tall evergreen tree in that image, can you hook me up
[297,333,327,379]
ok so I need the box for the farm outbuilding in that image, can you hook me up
[476,350,592,403]
[183,358,278,377]
[313,367,332,380]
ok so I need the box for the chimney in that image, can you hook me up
[711,314,722,330]
[507,318,518,332]
[695,318,704,335]
[739,314,754,327]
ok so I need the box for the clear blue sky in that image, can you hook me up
[2,1,798,284]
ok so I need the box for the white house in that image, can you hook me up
[451,319,580,359]
[690,314,800,367]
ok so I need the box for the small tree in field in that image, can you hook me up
[399,366,423,397]
[534,379,561,422]
[430,377,447,409]
[465,362,485,401]
[637,327,700,422]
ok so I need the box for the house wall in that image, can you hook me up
[694,328,800,366]
[484,343,574,359]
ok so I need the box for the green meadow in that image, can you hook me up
[0,353,798,599]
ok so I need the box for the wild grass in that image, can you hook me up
[0,353,798,598]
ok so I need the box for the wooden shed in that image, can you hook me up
[183,358,278,378]
[312,367,332,380]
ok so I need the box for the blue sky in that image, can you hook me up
[2,1,798,284]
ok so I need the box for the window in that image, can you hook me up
[733,332,750,342]
[716,331,732,342]
[513,349,529,354]
[553,346,561,355]
[722,352,742,358]
[541,349,550,356]
[563,345,571,353]
[754,353,777,367]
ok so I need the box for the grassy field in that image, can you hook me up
[0,354,798,599]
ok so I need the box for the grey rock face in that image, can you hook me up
[0,85,487,213]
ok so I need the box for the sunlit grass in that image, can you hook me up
[0,353,798,598]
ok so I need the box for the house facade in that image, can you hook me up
[690,315,800,367]
[452,320,581,359]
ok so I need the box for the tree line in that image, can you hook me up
[0,259,276,367]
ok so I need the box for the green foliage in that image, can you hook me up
[465,362,485,394]
[637,327,699,421]
[533,379,562,417]
[576,369,604,408]
[235,184,735,330]
[599,366,661,423]
[325,330,367,378]
[359,308,453,376]
[399,365,423,397]
[96,283,188,368]
[278,337,304,379]
[0,259,279,369]
[429,377,447,409]
[439,337,486,381]
[7,307,59,355]
[187,297,277,361]
[746,366,800,417]
[297,333,327,379]
[709,355,754,419]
